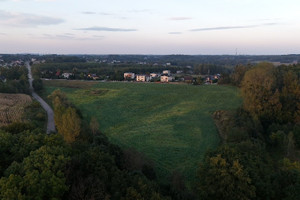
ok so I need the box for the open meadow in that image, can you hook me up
[0,93,32,127]
[42,80,242,184]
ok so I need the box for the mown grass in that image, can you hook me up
[43,81,242,185]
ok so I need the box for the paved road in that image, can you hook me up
[26,62,56,134]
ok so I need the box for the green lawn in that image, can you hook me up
[43,81,242,185]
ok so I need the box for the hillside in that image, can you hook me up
[42,81,242,184]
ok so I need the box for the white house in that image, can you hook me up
[136,74,150,82]
[150,73,160,80]
[124,72,135,80]
[62,73,73,79]
[162,70,171,76]
[160,75,173,83]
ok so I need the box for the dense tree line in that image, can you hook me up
[197,63,300,200]
[194,64,232,75]
[0,66,29,93]
[0,93,170,199]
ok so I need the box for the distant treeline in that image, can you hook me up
[37,54,300,66]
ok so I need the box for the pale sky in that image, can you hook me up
[0,0,299,54]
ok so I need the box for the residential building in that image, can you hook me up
[136,74,150,82]
[150,73,160,80]
[161,75,173,83]
[62,73,73,79]
[162,70,171,75]
[124,72,135,80]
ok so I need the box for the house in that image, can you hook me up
[62,72,73,79]
[55,71,61,77]
[160,75,173,83]
[150,73,160,80]
[162,70,171,76]
[124,72,135,80]
[136,74,150,82]
[88,74,99,80]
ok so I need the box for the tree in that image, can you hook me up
[287,132,296,159]
[60,107,81,143]
[281,71,300,124]
[241,63,281,123]
[231,65,248,87]
[197,147,256,200]
[48,90,81,143]
[32,79,43,91]
[0,145,69,200]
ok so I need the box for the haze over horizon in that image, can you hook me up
[0,0,300,55]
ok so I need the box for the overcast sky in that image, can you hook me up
[0,0,299,55]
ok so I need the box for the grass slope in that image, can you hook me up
[43,81,242,184]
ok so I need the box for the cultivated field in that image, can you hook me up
[0,93,32,126]
[43,80,242,185]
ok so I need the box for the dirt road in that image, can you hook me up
[26,62,56,134]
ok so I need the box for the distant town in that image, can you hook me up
[1,54,299,85]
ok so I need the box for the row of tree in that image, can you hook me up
[0,95,170,199]
[0,66,30,94]
[197,63,300,199]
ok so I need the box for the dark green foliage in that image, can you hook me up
[1,122,35,134]
[194,64,230,75]
[197,146,256,200]
[241,63,300,127]
[293,125,300,148]
[230,65,249,86]
[23,101,46,129]
[0,91,168,200]
[0,66,29,93]
[32,78,43,91]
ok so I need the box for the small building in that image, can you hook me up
[162,70,171,76]
[161,75,173,83]
[62,72,73,79]
[55,71,61,77]
[136,74,150,82]
[88,74,99,80]
[124,72,135,80]
[150,73,160,80]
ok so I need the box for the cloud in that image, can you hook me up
[169,32,182,34]
[82,11,97,15]
[127,9,153,14]
[169,17,192,21]
[0,32,6,35]
[99,12,115,16]
[190,23,279,32]
[0,10,64,27]
[36,33,104,41]
[76,26,137,32]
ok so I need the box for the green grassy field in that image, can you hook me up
[43,80,242,185]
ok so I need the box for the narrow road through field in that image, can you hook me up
[26,62,56,134]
